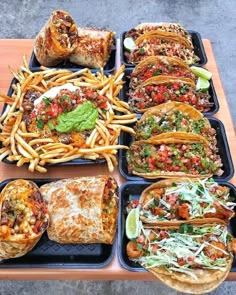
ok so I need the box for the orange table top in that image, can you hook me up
[0,39,235,280]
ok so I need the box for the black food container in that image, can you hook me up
[0,178,115,268]
[118,180,236,272]
[119,117,234,182]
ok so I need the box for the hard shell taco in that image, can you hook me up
[128,76,212,113]
[126,132,223,179]
[125,30,199,65]
[126,223,236,294]
[138,178,235,225]
[129,56,196,89]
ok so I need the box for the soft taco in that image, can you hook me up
[134,102,216,143]
[129,56,196,89]
[126,132,223,179]
[125,22,192,45]
[138,178,235,225]
[125,30,199,65]
[128,76,212,113]
[126,223,236,294]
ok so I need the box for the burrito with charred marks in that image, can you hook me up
[0,179,49,260]
[69,27,115,68]
[34,10,78,66]
[39,176,118,244]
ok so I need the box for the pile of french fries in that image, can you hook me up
[0,56,136,173]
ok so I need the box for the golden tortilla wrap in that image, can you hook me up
[138,101,204,123]
[39,176,118,244]
[139,178,234,225]
[127,132,223,179]
[135,30,193,49]
[0,179,49,260]
[69,27,115,68]
[34,10,78,66]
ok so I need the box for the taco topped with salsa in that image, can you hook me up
[128,76,212,113]
[126,132,223,179]
[125,30,199,65]
[129,56,196,89]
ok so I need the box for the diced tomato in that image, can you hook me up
[136,235,145,244]
[177,257,186,266]
[152,244,159,253]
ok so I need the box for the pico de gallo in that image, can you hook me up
[22,84,108,146]
[127,141,223,177]
[129,80,211,112]
[139,178,235,223]
[126,223,234,280]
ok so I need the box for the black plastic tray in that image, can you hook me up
[29,39,116,73]
[120,30,207,67]
[0,178,115,268]
[118,180,236,272]
[119,117,234,182]
[120,69,219,117]
[0,78,105,166]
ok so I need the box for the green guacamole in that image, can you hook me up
[49,101,98,133]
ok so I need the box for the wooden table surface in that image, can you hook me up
[0,39,235,280]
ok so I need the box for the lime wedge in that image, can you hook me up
[196,77,210,92]
[124,37,137,52]
[126,207,140,239]
[191,66,212,80]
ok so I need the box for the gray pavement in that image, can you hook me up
[0,0,235,294]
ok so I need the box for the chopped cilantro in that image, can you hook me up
[43,97,51,106]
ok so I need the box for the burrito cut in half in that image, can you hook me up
[34,10,78,66]
[0,179,49,260]
[128,76,212,113]
[126,133,223,179]
[125,30,199,65]
[126,223,236,294]
[39,176,118,244]
[138,178,236,225]
[129,56,196,89]
[69,27,115,68]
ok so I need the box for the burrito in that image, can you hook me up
[126,133,223,179]
[125,30,199,65]
[126,223,236,294]
[129,56,196,89]
[34,10,78,66]
[125,22,193,46]
[128,76,212,113]
[39,176,118,244]
[69,27,115,68]
[138,178,235,225]
[134,102,216,142]
[0,179,49,260]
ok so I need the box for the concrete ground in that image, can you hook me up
[0,0,235,294]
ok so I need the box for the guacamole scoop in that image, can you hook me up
[51,101,98,133]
